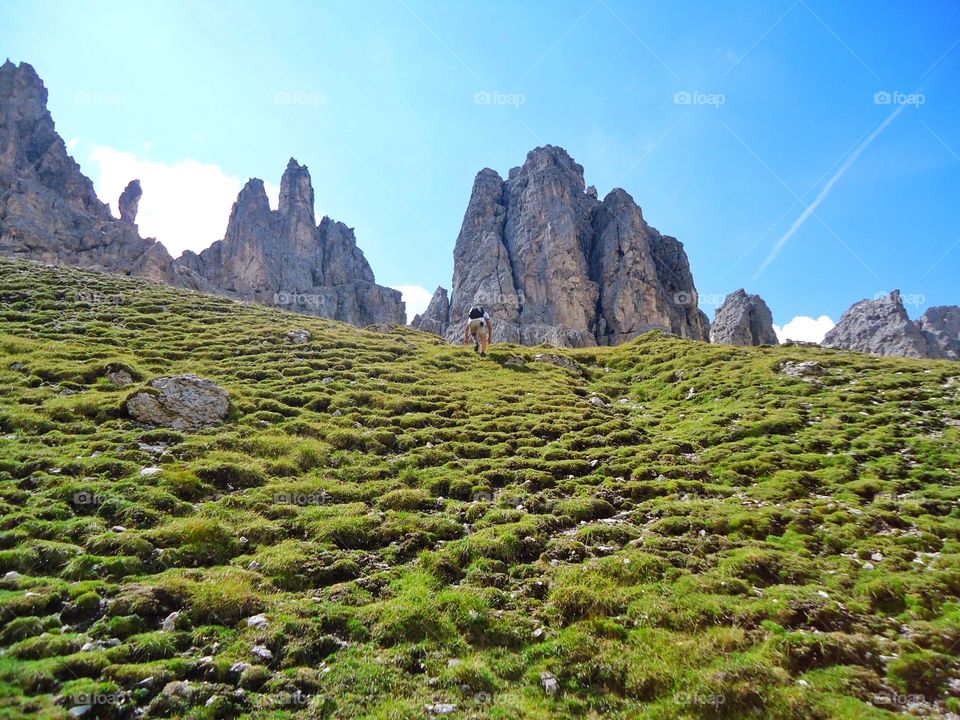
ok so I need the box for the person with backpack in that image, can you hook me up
[464,305,494,356]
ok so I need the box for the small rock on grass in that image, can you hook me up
[251,645,273,662]
[540,671,559,695]
[246,613,269,630]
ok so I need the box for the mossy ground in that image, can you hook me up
[0,257,957,719]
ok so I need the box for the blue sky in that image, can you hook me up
[2,0,958,335]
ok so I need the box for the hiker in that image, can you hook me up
[464,305,493,356]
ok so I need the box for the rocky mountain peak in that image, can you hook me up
[0,61,199,287]
[182,160,403,325]
[278,157,315,221]
[413,145,710,347]
[822,290,935,358]
[917,305,960,360]
[510,144,586,190]
[0,62,402,328]
[710,289,779,346]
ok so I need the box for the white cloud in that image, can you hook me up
[86,146,279,258]
[773,315,835,344]
[390,285,433,324]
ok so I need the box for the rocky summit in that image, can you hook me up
[917,305,960,360]
[412,146,710,347]
[0,61,199,289]
[0,61,402,329]
[178,159,405,326]
[710,289,779,346]
[823,290,954,359]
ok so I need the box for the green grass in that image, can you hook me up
[0,257,957,719]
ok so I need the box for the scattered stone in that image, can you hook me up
[286,329,311,344]
[230,662,252,674]
[425,703,457,715]
[67,705,92,719]
[534,354,583,374]
[106,368,134,385]
[162,681,196,698]
[779,361,824,379]
[246,613,269,630]
[540,671,559,695]
[251,645,273,662]
[126,375,230,430]
[140,467,162,476]
[161,611,180,632]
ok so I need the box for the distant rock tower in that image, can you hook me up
[710,289,779,346]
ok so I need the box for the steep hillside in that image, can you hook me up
[0,258,957,720]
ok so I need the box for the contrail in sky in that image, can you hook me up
[754,102,906,279]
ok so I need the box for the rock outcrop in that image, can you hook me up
[710,289,778,346]
[118,179,142,224]
[413,146,709,347]
[822,291,939,358]
[0,61,202,288]
[0,61,403,329]
[176,159,405,326]
[917,306,960,361]
[411,287,450,335]
[126,375,230,430]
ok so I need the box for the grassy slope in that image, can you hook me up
[0,257,957,720]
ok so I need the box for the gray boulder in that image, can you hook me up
[126,375,230,430]
[710,289,778,346]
